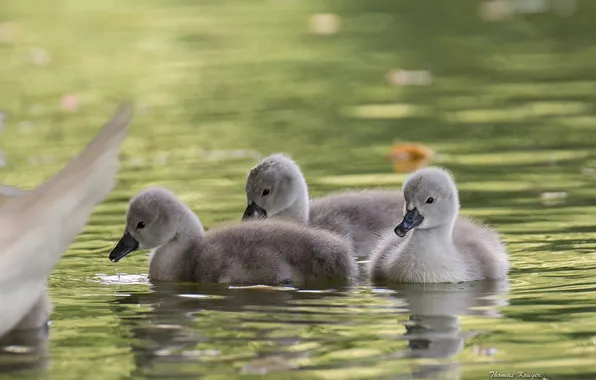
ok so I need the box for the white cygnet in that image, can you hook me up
[108,187,358,285]
[242,153,405,256]
[369,167,509,284]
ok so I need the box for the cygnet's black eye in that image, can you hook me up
[262,188,271,196]
[426,197,434,204]
[136,221,146,229]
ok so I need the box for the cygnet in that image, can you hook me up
[242,153,405,256]
[109,187,358,285]
[369,167,509,284]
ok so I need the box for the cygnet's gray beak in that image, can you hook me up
[109,231,139,263]
[394,208,424,237]
[242,202,267,221]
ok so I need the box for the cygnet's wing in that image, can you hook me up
[0,103,132,338]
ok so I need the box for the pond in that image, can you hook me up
[1,0,596,379]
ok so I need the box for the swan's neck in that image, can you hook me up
[275,181,310,224]
[149,207,205,281]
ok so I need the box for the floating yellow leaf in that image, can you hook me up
[387,143,434,173]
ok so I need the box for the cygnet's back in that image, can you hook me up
[452,216,509,281]
[109,187,358,285]
[308,190,404,254]
[242,153,405,256]
[204,220,358,284]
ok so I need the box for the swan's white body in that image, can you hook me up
[0,103,132,337]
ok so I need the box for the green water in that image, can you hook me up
[2,0,596,378]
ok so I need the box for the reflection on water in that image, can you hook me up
[94,276,509,379]
[398,281,508,379]
[2,0,596,378]
[0,326,50,377]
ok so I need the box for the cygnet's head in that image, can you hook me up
[109,187,202,263]
[242,153,307,221]
[394,167,460,237]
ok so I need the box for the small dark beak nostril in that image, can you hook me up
[242,202,267,221]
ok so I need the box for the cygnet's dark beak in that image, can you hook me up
[109,231,139,263]
[394,208,424,237]
[242,202,267,221]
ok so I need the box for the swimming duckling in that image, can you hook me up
[0,103,132,338]
[242,153,405,256]
[369,167,509,284]
[108,187,358,285]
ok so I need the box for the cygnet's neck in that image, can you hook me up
[274,180,310,224]
[406,220,455,256]
[149,203,206,281]
[174,204,206,243]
